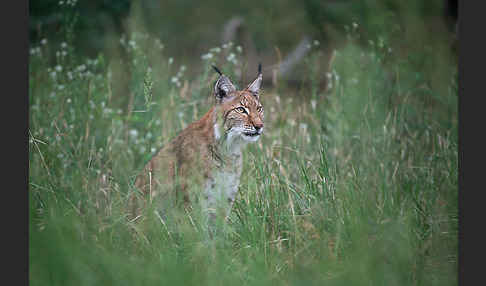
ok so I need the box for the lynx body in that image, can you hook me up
[132,65,264,221]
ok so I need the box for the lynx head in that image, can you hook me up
[212,64,264,145]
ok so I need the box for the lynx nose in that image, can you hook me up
[254,122,264,133]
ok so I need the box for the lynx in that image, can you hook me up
[132,64,264,223]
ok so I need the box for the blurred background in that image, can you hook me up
[30,0,458,88]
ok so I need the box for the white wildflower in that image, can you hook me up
[77,64,86,72]
[332,70,340,83]
[155,39,164,50]
[129,129,138,138]
[41,38,47,45]
[210,47,221,53]
[128,40,136,49]
[311,99,317,110]
[378,37,384,49]
[227,53,237,64]
[201,53,213,60]
[66,98,71,103]
[168,57,173,65]
[327,81,333,90]
[55,65,62,72]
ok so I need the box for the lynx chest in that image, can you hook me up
[203,152,243,217]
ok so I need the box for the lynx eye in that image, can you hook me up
[235,107,247,114]
[257,106,263,113]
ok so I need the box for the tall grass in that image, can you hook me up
[29,13,457,286]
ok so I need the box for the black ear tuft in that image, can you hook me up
[212,65,223,76]
[246,64,263,96]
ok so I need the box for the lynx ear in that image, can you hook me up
[246,63,263,97]
[212,65,236,103]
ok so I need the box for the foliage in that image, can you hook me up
[29,2,457,285]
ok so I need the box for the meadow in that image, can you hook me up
[29,3,457,285]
